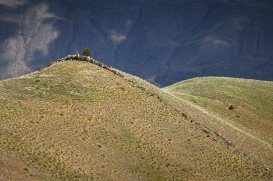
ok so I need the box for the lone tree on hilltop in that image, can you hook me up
[82,48,92,57]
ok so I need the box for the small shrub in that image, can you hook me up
[228,105,234,110]
[82,48,92,57]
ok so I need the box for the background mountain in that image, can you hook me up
[1,0,273,86]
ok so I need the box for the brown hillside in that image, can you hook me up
[0,60,271,180]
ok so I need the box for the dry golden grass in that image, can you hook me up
[165,77,273,147]
[165,76,273,176]
[0,61,271,180]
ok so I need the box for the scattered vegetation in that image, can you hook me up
[0,61,271,180]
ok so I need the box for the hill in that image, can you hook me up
[1,0,273,85]
[165,77,273,153]
[0,58,271,180]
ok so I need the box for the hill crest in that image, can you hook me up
[0,59,272,180]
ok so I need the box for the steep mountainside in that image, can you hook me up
[165,77,273,151]
[0,0,273,86]
[0,59,271,180]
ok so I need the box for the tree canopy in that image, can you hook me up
[82,48,92,57]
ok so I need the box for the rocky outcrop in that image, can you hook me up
[53,54,125,78]
[0,0,273,86]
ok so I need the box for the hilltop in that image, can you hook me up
[0,58,271,180]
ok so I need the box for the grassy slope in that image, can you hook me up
[0,62,271,180]
[165,77,273,148]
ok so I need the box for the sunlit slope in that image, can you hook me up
[165,77,273,146]
[0,62,271,180]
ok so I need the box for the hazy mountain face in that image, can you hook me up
[0,0,273,86]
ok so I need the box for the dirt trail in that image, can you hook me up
[174,93,273,149]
